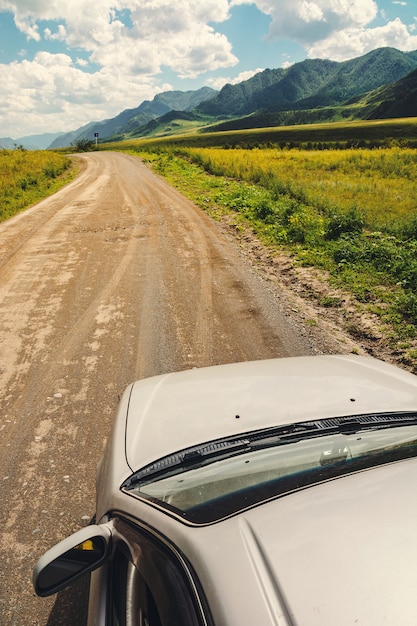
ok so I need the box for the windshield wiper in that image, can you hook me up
[123,437,251,488]
[249,411,417,447]
[123,412,417,490]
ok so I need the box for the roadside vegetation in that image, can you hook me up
[128,143,417,369]
[0,148,73,223]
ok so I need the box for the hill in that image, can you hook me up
[107,47,417,141]
[0,137,17,149]
[125,110,211,139]
[197,47,417,119]
[50,87,216,148]
[357,67,417,119]
[295,47,417,110]
[15,132,65,150]
[202,50,417,133]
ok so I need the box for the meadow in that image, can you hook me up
[133,144,417,366]
[0,149,73,223]
[178,146,417,230]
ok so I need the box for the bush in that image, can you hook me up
[332,235,364,264]
[325,207,364,240]
[73,138,95,152]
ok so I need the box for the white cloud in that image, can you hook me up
[1,0,237,77]
[299,1,324,24]
[44,24,66,41]
[0,0,240,135]
[309,17,417,60]
[232,0,417,60]
[232,0,379,44]
[0,50,165,136]
[76,57,89,68]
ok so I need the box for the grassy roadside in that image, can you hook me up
[0,149,75,223]
[132,146,417,370]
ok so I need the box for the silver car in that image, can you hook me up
[34,355,417,625]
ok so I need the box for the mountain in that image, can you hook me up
[0,137,16,149]
[207,58,417,133]
[16,132,65,150]
[295,47,417,110]
[19,132,65,150]
[49,121,104,149]
[1,132,65,150]
[196,68,287,117]
[196,47,417,119]
[360,67,417,119]
[128,109,208,138]
[50,87,217,148]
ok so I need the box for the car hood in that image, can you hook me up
[192,457,417,625]
[124,355,417,472]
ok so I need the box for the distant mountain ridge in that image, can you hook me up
[197,48,417,118]
[0,132,64,150]
[49,87,217,148]
[0,137,16,149]
[207,51,417,133]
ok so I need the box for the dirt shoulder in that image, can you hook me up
[218,214,404,368]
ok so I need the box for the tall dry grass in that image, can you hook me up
[182,147,417,231]
[0,149,71,222]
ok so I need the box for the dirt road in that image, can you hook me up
[0,152,339,624]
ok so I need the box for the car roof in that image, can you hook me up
[125,355,417,472]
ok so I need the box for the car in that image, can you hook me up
[33,355,417,625]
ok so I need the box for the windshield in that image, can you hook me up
[122,413,417,524]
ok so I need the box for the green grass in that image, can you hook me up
[0,149,74,223]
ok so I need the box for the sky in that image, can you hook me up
[0,0,417,139]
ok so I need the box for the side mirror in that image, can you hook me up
[33,524,112,597]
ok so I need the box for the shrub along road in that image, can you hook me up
[0,152,348,624]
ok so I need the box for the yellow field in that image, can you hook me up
[183,147,417,230]
[0,149,71,222]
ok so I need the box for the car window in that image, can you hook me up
[110,518,207,626]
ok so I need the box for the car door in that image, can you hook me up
[108,517,210,626]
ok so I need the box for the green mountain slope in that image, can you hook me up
[298,47,417,109]
[196,47,417,119]
[127,110,210,138]
[360,68,417,119]
[204,65,417,134]
[197,68,286,116]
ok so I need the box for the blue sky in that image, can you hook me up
[0,0,416,138]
